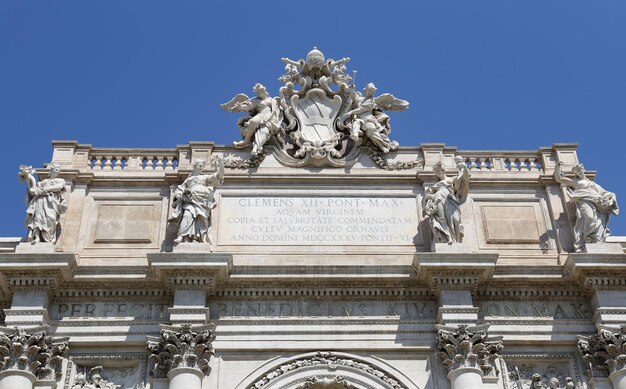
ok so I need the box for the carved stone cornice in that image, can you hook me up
[0,326,69,380]
[577,325,626,378]
[436,323,504,376]
[564,253,626,292]
[414,253,498,294]
[147,253,232,294]
[146,323,216,379]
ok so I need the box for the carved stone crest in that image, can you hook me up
[222,48,409,167]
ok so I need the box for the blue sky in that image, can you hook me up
[1,1,625,237]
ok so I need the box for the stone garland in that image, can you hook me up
[577,325,626,378]
[0,326,69,380]
[293,376,358,389]
[366,145,423,171]
[223,153,266,169]
[146,323,216,379]
[436,324,504,377]
[249,351,407,389]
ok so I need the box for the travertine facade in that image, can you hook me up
[1,50,625,389]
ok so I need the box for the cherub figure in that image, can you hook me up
[18,163,67,243]
[340,83,408,153]
[221,83,282,156]
[554,161,619,252]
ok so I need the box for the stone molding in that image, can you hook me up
[293,376,358,389]
[577,324,626,378]
[248,351,408,389]
[146,323,216,379]
[0,326,69,380]
[436,323,503,377]
[414,253,498,294]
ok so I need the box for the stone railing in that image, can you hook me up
[88,148,179,170]
[461,152,543,172]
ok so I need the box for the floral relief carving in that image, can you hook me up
[248,352,407,389]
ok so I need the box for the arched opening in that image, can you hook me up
[239,351,416,389]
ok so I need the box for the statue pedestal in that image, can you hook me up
[432,242,477,253]
[171,242,214,253]
[583,242,623,254]
[15,242,55,254]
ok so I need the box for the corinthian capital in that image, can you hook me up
[577,325,626,378]
[436,323,503,376]
[146,323,216,379]
[0,326,69,380]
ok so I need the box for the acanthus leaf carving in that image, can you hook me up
[146,323,216,379]
[436,323,503,376]
[577,324,626,378]
[0,326,69,380]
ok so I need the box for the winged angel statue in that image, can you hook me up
[221,48,409,166]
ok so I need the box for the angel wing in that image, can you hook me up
[220,93,251,112]
[374,93,409,112]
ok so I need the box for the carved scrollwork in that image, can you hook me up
[223,48,409,168]
[293,376,358,389]
[0,326,69,380]
[146,323,216,379]
[436,324,503,376]
[577,324,626,378]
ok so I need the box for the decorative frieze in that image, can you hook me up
[577,325,626,378]
[146,323,216,379]
[507,363,582,388]
[0,326,68,380]
[436,324,503,376]
[72,366,120,389]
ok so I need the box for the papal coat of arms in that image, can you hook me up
[221,48,409,167]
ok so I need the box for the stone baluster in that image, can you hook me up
[436,324,503,389]
[147,323,216,389]
[578,325,626,389]
[0,327,68,389]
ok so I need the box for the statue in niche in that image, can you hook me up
[169,158,224,245]
[73,366,119,389]
[422,157,470,244]
[339,82,408,153]
[221,83,283,156]
[18,163,67,243]
[554,161,619,252]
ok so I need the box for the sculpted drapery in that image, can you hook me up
[169,158,224,244]
[555,161,619,252]
[423,157,470,244]
[19,163,67,243]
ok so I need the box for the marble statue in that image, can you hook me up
[554,161,619,252]
[221,83,283,156]
[18,163,67,243]
[339,83,408,153]
[422,157,470,244]
[169,158,224,244]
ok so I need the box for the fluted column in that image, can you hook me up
[147,323,216,389]
[578,325,626,389]
[0,327,68,389]
[436,324,503,389]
